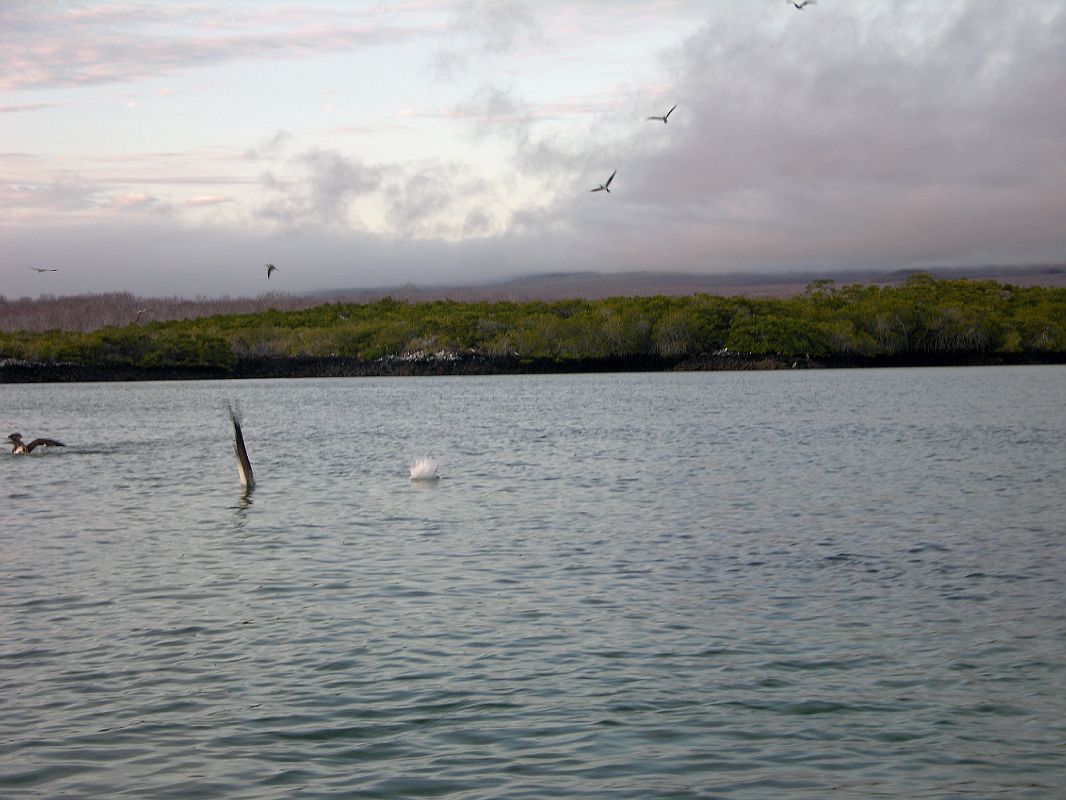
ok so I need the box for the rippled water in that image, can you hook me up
[2,367,1065,798]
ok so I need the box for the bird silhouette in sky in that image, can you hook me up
[647,104,677,123]
[29,267,58,273]
[266,263,278,278]
[590,170,617,193]
[789,0,816,8]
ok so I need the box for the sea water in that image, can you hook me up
[2,367,1065,798]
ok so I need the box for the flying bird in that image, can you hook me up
[29,267,58,273]
[647,104,677,123]
[266,263,278,279]
[788,0,816,8]
[590,170,617,193]
[131,307,153,324]
[7,432,65,455]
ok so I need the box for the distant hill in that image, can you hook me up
[313,264,1066,304]
[3,264,1064,333]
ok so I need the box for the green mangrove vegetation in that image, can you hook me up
[2,275,1064,376]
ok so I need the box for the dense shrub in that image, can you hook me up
[1,278,1063,369]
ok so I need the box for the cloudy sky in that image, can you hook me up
[2,0,1065,297]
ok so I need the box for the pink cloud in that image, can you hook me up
[0,102,58,113]
[0,5,441,92]
[184,195,235,207]
[107,193,165,211]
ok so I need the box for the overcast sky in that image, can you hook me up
[2,0,1065,297]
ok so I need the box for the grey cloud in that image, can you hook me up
[433,0,541,77]
[0,177,101,213]
[463,209,493,237]
[384,164,491,238]
[244,130,293,161]
[449,0,541,54]
[455,86,532,139]
[501,1,1066,272]
[258,148,383,228]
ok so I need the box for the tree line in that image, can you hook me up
[1,275,1063,372]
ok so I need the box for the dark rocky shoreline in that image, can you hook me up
[2,351,1063,383]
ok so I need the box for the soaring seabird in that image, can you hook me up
[29,267,58,273]
[229,407,254,490]
[7,432,65,454]
[788,0,816,8]
[647,104,677,123]
[266,263,278,279]
[590,170,617,193]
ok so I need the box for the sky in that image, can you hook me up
[2,0,1065,298]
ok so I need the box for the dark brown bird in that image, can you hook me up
[7,432,65,454]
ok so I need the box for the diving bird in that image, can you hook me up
[229,406,254,490]
[7,432,65,454]
[29,267,58,273]
[266,263,278,279]
[647,103,677,123]
[788,0,816,8]
[590,170,617,193]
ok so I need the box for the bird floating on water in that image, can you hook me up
[788,0,816,8]
[647,104,677,123]
[266,263,278,279]
[29,267,58,273]
[590,170,617,193]
[7,432,65,454]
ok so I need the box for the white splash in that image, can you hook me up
[409,456,440,481]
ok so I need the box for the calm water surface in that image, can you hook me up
[2,367,1065,798]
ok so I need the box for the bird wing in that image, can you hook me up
[229,407,254,489]
[24,438,65,452]
[665,103,677,118]
[605,170,616,187]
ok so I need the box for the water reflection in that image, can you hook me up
[232,489,253,533]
